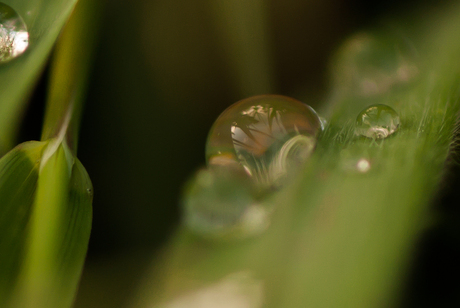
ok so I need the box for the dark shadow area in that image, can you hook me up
[17,64,49,143]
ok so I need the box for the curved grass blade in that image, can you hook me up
[0,0,78,153]
[41,0,100,152]
[0,141,47,305]
[9,144,92,308]
[0,0,96,306]
[130,3,460,308]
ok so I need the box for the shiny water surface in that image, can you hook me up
[182,166,269,238]
[0,2,28,63]
[355,104,400,139]
[206,95,322,191]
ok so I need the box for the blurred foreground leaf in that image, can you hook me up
[0,0,78,153]
[130,3,460,308]
[0,0,97,306]
[1,143,93,308]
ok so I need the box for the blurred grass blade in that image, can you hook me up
[130,3,460,308]
[0,141,47,304]
[207,0,275,96]
[11,144,71,307]
[0,0,96,306]
[0,0,78,154]
[41,0,100,151]
[9,144,93,308]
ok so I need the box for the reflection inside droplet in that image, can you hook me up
[182,167,269,238]
[355,104,400,139]
[0,2,29,63]
[206,95,322,191]
[331,31,419,97]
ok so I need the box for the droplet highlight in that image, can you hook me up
[182,166,269,238]
[206,95,321,191]
[331,31,419,97]
[0,3,29,63]
[319,116,328,131]
[355,104,400,139]
[356,158,371,173]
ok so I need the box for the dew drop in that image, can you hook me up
[331,31,419,97]
[340,149,372,173]
[206,95,321,191]
[355,104,400,139]
[182,166,269,238]
[0,3,29,63]
[356,158,371,173]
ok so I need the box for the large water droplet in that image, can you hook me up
[0,3,29,63]
[331,31,419,97]
[355,104,400,139]
[206,95,321,191]
[182,166,269,238]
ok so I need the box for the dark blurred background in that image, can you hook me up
[20,0,459,307]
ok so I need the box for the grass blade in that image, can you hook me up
[0,0,95,306]
[0,141,47,305]
[0,0,78,153]
[130,3,460,308]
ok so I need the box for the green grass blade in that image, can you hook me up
[0,0,95,305]
[41,0,100,151]
[11,144,72,307]
[0,0,78,153]
[130,3,460,308]
[0,141,47,305]
[0,142,93,308]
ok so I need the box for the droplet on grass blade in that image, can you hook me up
[340,148,373,173]
[331,31,419,97]
[355,104,400,139]
[0,3,29,63]
[206,95,321,191]
[182,166,269,239]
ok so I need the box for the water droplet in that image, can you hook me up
[182,166,269,238]
[331,31,418,97]
[355,104,400,139]
[356,158,371,173]
[340,149,372,173]
[0,3,29,63]
[206,95,321,191]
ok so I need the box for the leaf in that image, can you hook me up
[129,3,460,308]
[0,141,92,308]
[0,0,78,153]
[41,0,100,150]
[0,141,46,303]
[0,0,96,306]
[9,143,92,308]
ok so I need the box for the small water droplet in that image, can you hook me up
[355,104,400,139]
[182,166,268,238]
[356,158,371,173]
[340,149,372,173]
[0,3,29,63]
[206,95,321,191]
[331,31,419,97]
